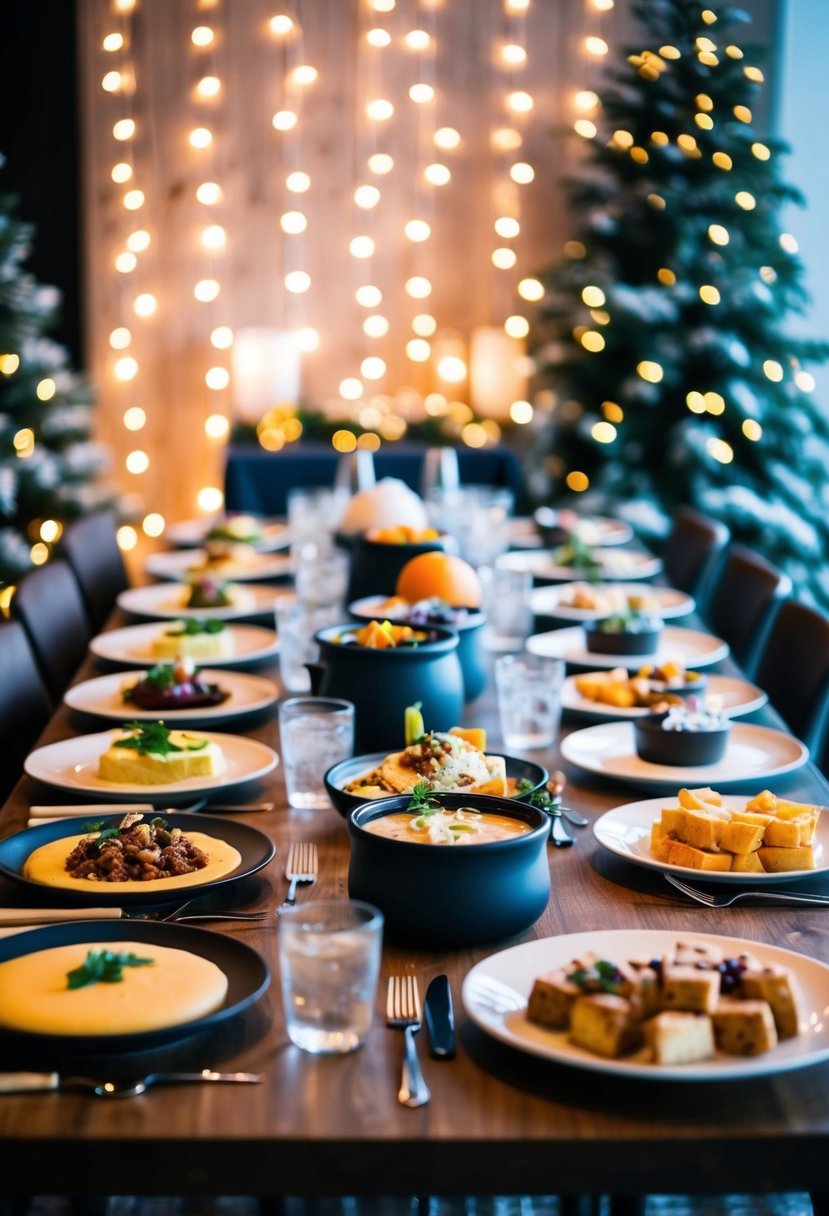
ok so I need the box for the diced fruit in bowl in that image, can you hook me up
[366,525,440,544]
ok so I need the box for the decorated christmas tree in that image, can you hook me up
[528,0,829,604]
[0,176,110,584]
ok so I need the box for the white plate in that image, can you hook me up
[527,625,729,670]
[117,582,292,621]
[593,795,828,885]
[560,721,809,789]
[89,622,279,668]
[144,549,293,583]
[531,583,694,623]
[462,929,829,1081]
[498,549,661,583]
[533,509,633,548]
[562,674,768,721]
[24,731,279,803]
[165,516,289,552]
[64,669,279,724]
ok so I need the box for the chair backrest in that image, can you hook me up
[661,506,730,609]
[60,511,128,631]
[754,600,829,758]
[706,545,792,678]
[10,560,92,703]
[0,619,52,805]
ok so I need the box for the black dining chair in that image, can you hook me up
[10,559,92,703]
[705,545,792,678]
[754,599,829,759]
[60,510,128,631]
[661,506,730,611]
[0,619,52,806]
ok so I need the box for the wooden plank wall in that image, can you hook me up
[76,0,774,531]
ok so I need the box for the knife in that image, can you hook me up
[424,974,456,1059]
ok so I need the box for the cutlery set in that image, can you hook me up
[664,872,829,908]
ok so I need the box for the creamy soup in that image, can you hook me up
[0,940,228,1036]
[364,808,531,846]
[24,831,241,892]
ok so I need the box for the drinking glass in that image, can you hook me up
[479,565,533,651]
[279,696,355,809]
[294,545,349,609]
[494,654,564,751]
[426,485,514,568]
[276,597,340,693]
[287,486,350,554]
[279,900,383,1054]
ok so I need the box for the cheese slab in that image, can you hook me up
[0,940,228,1035]
[23,830,241,893]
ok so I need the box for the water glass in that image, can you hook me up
[294,545,349,609]
[287,486,349,551]
[276,597,340,693]
[479,565,533,651]
[426,486,513,568]
[279,900,383,1055]
[495,654,564,751]
[279,696,355,809]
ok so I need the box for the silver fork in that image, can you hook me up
[386,975,431,1109]
[664,872,829,908]
[128,900,269,923]
[276,842,318,916]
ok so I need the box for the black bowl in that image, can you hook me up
[345,534,448,602]
[643,670,709,698]
[584,618,663,656]
[324,750,548,818]
[346,792,551,947]
[633,712,731,767]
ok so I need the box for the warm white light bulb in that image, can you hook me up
[339,377,363,400]
[437,356,467,384]
[134,293,157,317]
[196,181,223,205]
[280,211,308,234]
[272,110,298,131]
[110,327,132,350]
[507,90,534,113]
[292,65,318,86]
[424,163,451,186]
[356,285,383,307]
[367,153,394,175]
[501,44,527,66]
[196,76,221,100]
[103,33,124,52]
[206,367,230,390]
[505,315,529,339]
[405,219,431,242]
[366,99,394,121]
[143,513,166,537]
[409,84,435,104]
[194,279,220,302]
[518,277,544,301]
[113,119,136,141]
[405,29,431,50]
[204,415,230,440]
[127,229,150,252]
[366,29,391,48]
[286,171,311,193]
[123,189,144,211]
[201,224,227,249]
[412,314,436,337]
[269,15,294,36]
[585,36,609,55]
[189,127,213,149]
[495,217,520,239]
[405,276,431,298]
[111,162,133,184]
[350,236,375,259]
[406,339,431,362]
[510,162,535,184]
[354,185,381,209]
[198,487,224,512]
[361,356,386,380]
[211,326,233,349]
[492,248,517,269]
[102,71,123,94]
[434,127,461,149]
[491,127,522,151]
[123,406,146,430]
[115,252,137,273]
[297,327,320,352]
[285,271,311,293]
[191,26,215,46]
[363,315,390,338]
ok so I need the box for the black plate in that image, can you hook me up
[324,751,548,818]
[0,919,270,1052]
[0,814,275,907]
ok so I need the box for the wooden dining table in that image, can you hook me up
[1,588,829,1210]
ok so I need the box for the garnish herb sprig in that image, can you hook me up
[67,949,155,989]
[114,721,208,755]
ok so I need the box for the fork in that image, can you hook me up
[664,872,829,908]
[275,842,318,916]
[386,975,431,1109]
[129,900,269,923]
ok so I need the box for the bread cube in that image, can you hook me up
[666,840,732,872]
[527,970,581,1030]
[569,994,642,1059]
[712,999,778,1056]
[774,799,822,827]
[645,1012,715,1066]
[731,810,774,830]
[757,845,815,873]
[650,820,673,863]
[674,808,724,851]
[731,851,765,874]
[679,786,723,810]
[673,941,723,967]
[762,818,809,849]
[660,963,721,1014]
[623,963,661,1021]
[740,967,800,1040]
[746,790,778,815]
[720,820,764,855]
[660,807,683,834]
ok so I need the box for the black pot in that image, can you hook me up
[308,623,465,752]
[645,671,709,698]
[346,792,551,947]
[347,596,487,703]
[345,534,447,602]
[584,618,663,656]
[633,712,731,766]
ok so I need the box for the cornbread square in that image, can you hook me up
[569,994,642,1059]
[650,821,673,863]
[660,807,683,834]
[674,941,723,967]
[626,964,661,1020]
[762,818,809,849]
[98,730,226,785]
[679,787,724,810]
[757,845,815,872]
[675,808,724,851]
[720,821,764,854]
[712,999,778,1056]
[666,840,732,872]
[746,790,778,814]
[731,851,765,873]
[527,970,580,1029]
[740,967,800,1040]
[645,1012,715,1066]
[731,810,774,830]
[772,800,820,824]
[660,964,720,1014]
[151,626,234,661]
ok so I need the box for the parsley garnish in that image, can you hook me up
[165,618,225,637]
[142,663,177,690]
[409,782,440,815]
[114,721,209,755]
[67,949,155,990]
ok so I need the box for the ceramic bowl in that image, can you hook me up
[346,792,551,947]
[584,618,663,656]
[345,534,448,602]
[633,711,731,766]
[324,751,548,818]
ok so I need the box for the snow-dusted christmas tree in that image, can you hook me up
[529,0,829,604]
[0,178,110,583]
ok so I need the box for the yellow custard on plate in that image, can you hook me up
[0,941,228,1035]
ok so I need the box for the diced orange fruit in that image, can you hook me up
[449,726,487,751]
